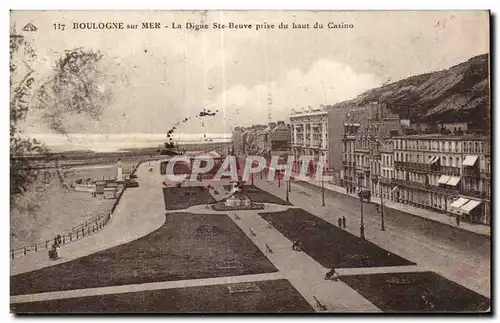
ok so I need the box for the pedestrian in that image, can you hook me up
[325,268,339,281]
[57,234,62,245]
[56,244,62,259]
[342,216,346,228]
[292,240,297,251]
[456,214,460,226]
[338,217,342,228]
[296,240,304,251]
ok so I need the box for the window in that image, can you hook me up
[475,142,479,153]
[456,157,460,167]
[449,157,453,167]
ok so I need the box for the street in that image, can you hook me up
[252,175,490,298]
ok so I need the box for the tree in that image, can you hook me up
[10,30,111,198]
[35,47,112,134]
[10,32,48,198]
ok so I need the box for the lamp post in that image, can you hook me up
[321,172,325,207]
[359,191,366,240]
[379,181,385,231]
[286,179,289,202]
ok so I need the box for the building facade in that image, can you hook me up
[290,106,328,175]
[341,102,401,195]
[379,138,395,201]
[231,122,291,165]
[392,134,490,224]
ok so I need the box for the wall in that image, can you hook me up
[327,107,354,183]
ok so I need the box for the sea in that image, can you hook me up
[22,133,232,153]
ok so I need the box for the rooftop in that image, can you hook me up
[393,134,488,140]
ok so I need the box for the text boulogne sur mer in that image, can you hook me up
[71,21,354,31]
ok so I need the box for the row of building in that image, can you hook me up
[231,103,490,225]
[232,121,291,160]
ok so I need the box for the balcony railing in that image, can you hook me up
[460,189,485,199]
[462,168,480,177]
[391,178,463,195]
[441,166,461,176]
[392,178,428,190]
[380,177,392,185]
[394,161,460,176]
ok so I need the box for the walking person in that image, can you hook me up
[325,268,339,281]
[338,217,342,228]
[342,216,347,229]
[456,214,460,226]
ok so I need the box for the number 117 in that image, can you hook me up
[53,23,65,31]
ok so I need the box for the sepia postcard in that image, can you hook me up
[9,10,491,314]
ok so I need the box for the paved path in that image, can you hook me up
[10,161,167,275]
[252,176,490,298]
[10,272,284,304]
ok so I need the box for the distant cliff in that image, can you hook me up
[332,54,490,131]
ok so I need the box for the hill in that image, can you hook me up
[332,54,490,131]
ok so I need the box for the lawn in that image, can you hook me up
[260,208,414,268]
[339,271,490,312]
[11,213,277,296]
[11,279,313,313]
[222,185,291,206]
[163,186,217,210]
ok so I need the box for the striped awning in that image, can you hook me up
[460,200,482,214]
[462,155,479,167]
[428,156,439,165]
[450,197,470,208]
[446,176,461,187]
[438,175,451,185]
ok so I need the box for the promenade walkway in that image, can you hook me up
[291,175,490,237]
[10,161,167,275]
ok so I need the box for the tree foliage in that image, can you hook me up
[10,32,111,198]
[35,47,112,134]
[10,33,48,198]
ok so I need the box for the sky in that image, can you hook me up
[11,10,489,140]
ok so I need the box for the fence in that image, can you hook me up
[10,159,148,260]
[10,212,111,260]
